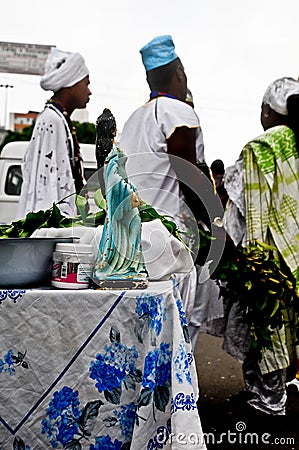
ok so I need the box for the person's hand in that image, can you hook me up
[131,192,142,208]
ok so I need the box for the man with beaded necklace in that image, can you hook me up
[18,47,91,218]
[119,36,223,349]
[120,35,206,231]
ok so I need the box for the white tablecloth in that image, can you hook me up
[0,281,206,449]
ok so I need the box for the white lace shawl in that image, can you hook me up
[17,105,76,219]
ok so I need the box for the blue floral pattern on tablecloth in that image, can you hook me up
[90,435,122,450]
[134,293,166,346]
[0,349,29,376]
[137,342,172,417]
[113,402,137,441]
[0,285,205,449]
[89,326,141,405]
[174,338,193,384]
[41,386,82,447]
[147,417,172,449]
[171,392,197,413]
[172,278,191,344]
[0,290,26,303]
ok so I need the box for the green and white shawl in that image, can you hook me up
[243,125,299,292]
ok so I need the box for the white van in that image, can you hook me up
[0,141,97,224]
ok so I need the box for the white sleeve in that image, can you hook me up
[156,97,205,163]
[156,97,201,139]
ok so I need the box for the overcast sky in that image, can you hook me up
[1,0,299,167]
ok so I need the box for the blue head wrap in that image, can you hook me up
[140,35,178,72]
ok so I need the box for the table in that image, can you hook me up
[0,280,206,449]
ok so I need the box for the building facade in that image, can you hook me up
[8,111,38,132]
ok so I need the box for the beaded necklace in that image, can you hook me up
[149,91,177,100]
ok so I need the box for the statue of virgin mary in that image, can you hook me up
[92,109,148,289]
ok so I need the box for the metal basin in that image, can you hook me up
[0,237,74,288]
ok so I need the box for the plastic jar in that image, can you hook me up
[51,243,94,289]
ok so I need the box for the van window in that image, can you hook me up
[84,168,99,190]
[84,168,97,181]
[5,165,23,195]
[4,165,97,197]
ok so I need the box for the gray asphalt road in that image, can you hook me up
[194,333,299,450]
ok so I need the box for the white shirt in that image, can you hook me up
[18,104,76,219]
[119,96,204,228]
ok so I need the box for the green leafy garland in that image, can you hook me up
[0,191,187,249]
[213,239,299,359]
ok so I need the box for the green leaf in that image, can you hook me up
[75,195,88,221]
[256,240,277,252]
[46,203,64,228]
[20,209,48,232]
[138,204,160,219]
[245,280,252,290]
[160,218,176,235]
[78,210,106,227]
[270,299,281,318]
[94,188,106,210]
[260,296,269,311]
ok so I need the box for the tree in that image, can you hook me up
[0,124,34,151]
[73,121,96,144]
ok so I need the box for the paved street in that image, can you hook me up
[194,333,299,450]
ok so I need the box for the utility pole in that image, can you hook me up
[0,84,14,129]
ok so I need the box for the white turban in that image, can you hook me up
[40,48,89,92]
[262,77,299,115]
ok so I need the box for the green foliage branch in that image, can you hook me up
[213,239,299,359]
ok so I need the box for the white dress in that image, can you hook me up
[17,104,76,218]
[119,96,204,230]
